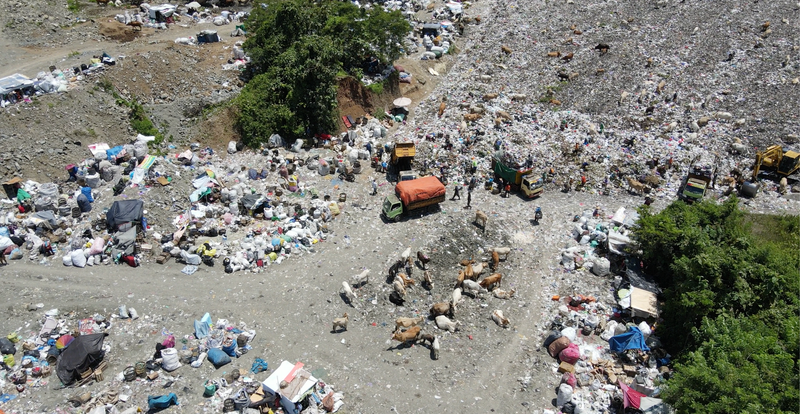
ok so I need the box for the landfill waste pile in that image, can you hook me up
[0,306,346,414]
[0,0,798,412]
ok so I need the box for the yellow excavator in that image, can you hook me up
[740,145,800,197]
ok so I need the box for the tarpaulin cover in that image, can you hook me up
[241,194,264,210]
[608,327,650,353]
[31,210,58,227]
[148,393,179,409]
[106,199,144,231]
[112,227,137,257]
[619,380,648,409]
[56,333,107,385]
[394,176,445,206]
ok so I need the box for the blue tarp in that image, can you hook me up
[81,187,94,203]
[148,392,179,410]
[608,327,650,353]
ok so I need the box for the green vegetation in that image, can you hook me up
[67,0,82,13]
[632,198,799,413]
[366,81,384,95]
[68,51,80,58]
[237,0,410,146]
[98,77,165,147]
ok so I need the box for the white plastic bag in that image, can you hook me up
[161,348,181,371]
[71,249,87,268]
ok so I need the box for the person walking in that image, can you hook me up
[465,190,472,209]
[371,177,378,196]
[451,184,461,200]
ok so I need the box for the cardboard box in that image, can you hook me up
[558,361,575,373]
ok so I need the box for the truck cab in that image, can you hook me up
[521,174,544,198]
[398,170,418,182]
[681,165,714,202]
[382,194,403,221]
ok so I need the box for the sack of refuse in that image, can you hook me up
[557,383,573,407]
[591,257,610,276]
[161,348,181,371]
[207,348,231,368]
[213,16,228,25]
[71,249,87,268]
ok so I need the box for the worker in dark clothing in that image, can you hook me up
[465,190,472,209]
[451,184,461,200]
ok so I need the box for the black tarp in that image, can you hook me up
[56,333,107,385]
[106,199,144,232]
[241,194,265,210]
[625,257,662,295]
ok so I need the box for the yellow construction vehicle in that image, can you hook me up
[740,145,800,197]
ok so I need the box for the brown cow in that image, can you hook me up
[391,326,421,344]
[479,273,502,290]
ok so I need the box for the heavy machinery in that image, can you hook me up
[491,153,544,198]
[382,176,446,221]
[740,145,800,197]
[680,165,715,202]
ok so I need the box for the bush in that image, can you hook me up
[238,0,410,144]
[632,199,799,413]
[366,81,384,95]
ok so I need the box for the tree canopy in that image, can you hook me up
[632,198,799,413]
[237,0,410,146]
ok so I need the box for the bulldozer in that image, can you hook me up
[740,145,800,197]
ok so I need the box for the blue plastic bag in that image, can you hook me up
[194,320,210,339]
[148,392,178,409]
[251,358,268,374]
[207,348,231,368]
[222,342,237,357]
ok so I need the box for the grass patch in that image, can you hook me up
[68,51,80,58]
[744,213,800,246]
[366,81,384,95]
[98,76,165,147]
[67,0,82,13]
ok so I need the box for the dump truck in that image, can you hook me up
[740,145,800,197]
[680,164,715,202]
[491,155,544,198]
[382,176,446,221]
[390,142,415,169]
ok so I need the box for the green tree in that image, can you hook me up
[237,0,410,146]
[663,315,799,414]
[633,199,799,413]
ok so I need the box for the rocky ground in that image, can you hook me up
[0,0,798,413]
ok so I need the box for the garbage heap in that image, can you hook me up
[0,307,345,414]
[0,308,113,399]
[539,207,672,414]
[0,133,356,275]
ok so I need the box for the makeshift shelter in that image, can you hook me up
[56,333,107,385]
[106,199,144,232]
[0,73,35,102]
[608,327,650,353]
[197,30,221,44]
[3,177,22,200]
[149,4,177,21]
[262,361,319,414]
[421,23,441,38]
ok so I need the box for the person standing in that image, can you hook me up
[451,184,461,200]
[466,189,472,209]
[371,177,378,196]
